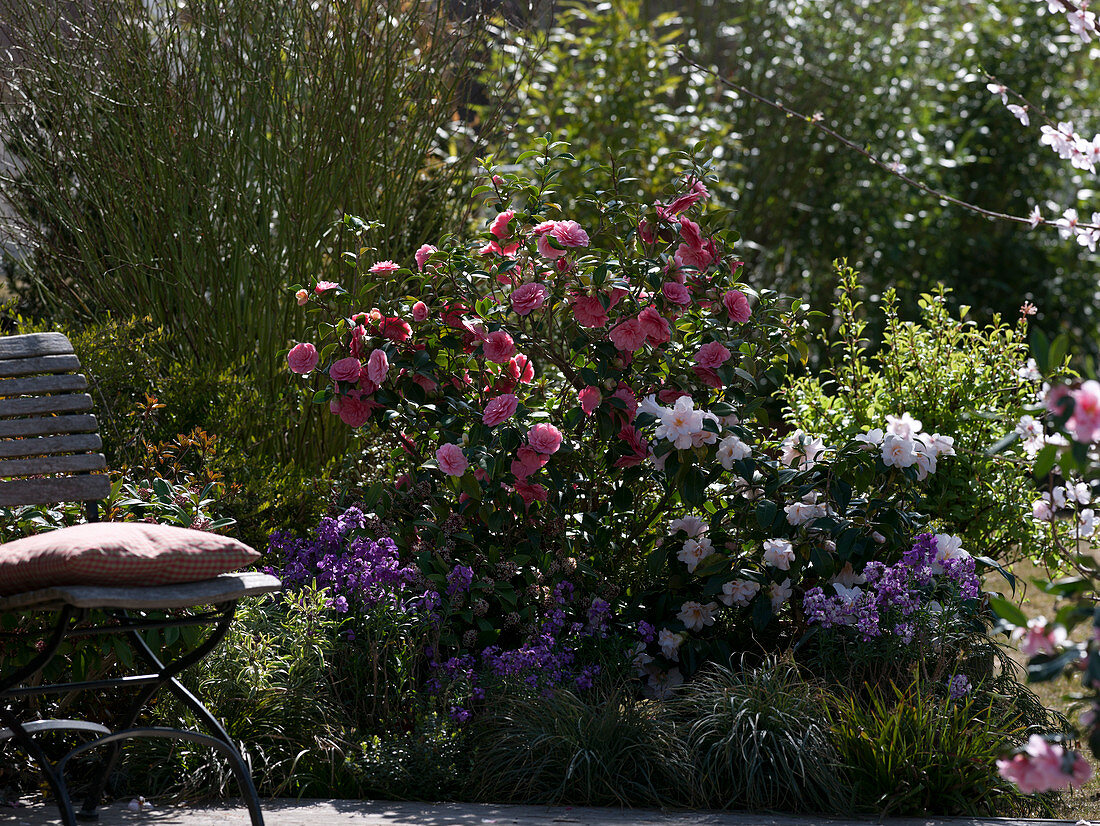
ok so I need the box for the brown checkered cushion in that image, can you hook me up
[0,522,259,596]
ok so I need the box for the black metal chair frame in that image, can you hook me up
[0,333,277,824]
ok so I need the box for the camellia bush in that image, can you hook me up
[286,140,985,696]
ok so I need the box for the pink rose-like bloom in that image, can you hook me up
[287,342,319,374]
[511,445,549,480]
[723,289,752,323]
[489,210,516,240]
[1046,383,1073,417]
[675,239,717,271]
[295,289,309,306]
[637,306,671,345]
[693,366,723,389]
[435,443,469,476]
[695,341,732,369]
[314,280,341,293]
[579,386,602,415]
[411,301,429,322]
[610,386,638,421]
[678,216,704,248]
[369,260,400,274]
[379,317,412,342]
[478,239,521,258]
[510,354,535,384]
[511,282,549,316]
[609,318,647,353]
[483,393,519,426]
[1068,380,1100,443]
[331,396,375,428]
[997,735,1093,794]
[411,373,438,394]
[535,220,589,259]
[614,425,649,468]
[414,244,438,272]
[330,357,362,383]
[662,281,692,306]
[482,330,516,364]
[572,294,610,328]
[528,423,563,455]
[514,479,549,506]
[366,348,389,385]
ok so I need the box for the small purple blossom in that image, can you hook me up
[446,565,475,596]
[948,673,971,699]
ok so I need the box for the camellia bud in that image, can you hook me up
[295,288,309,306]
[492,174,504,187]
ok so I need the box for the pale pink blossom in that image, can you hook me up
[314,280,341,293]
[722,290,751,323]
[637,307,671,345]
[329,357,362,383]
[482,330,516,364]
[482,393,519,426]
[881,434,918,469]
[1068,380,1100,443]
[572,294,610,328]
[366,349,389,385]
[435,443,469,476]
[677,536,714,573]
[717,434,751,468]
[719,579,760,607]
[695,341,732,369]
[658,628,684,660]
[369,260,400,274]
[780,430,826,468]
[527,423,563,455]
[414,244,437,271]
[287,342,319,374]
[769,579,793,609]
[669,515,708,537]
[411,301,429,322]
[997,735,1093,793]
[295,289,309,306]
[763,538,795,570]
[510,282,549,316]
[609,318,647,352]
[886,413,922,439]
[677,600,718,632]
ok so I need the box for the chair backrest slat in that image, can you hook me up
[0,476,111,506]
[0,414,99,439]
[0,374,88,397]
[0,433,103,459]
[0,333,107,505]
[0,355,83,378]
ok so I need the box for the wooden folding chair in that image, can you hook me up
[0,333,280,824]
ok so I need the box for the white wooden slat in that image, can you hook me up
[0,333,73,360]
[0,355,82,378]
[0,474,109,506]
[0,414,99,439]
[0,453,105,477]
[0,394,93,418]
[0,433,102,459]
[0,374,87,397]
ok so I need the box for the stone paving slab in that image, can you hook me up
[0,800,1091,826]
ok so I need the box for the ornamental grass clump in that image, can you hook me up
[673,659,847,813]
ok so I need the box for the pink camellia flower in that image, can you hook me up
[314,280,341,293]
[514,479,549,506]
[510,282,549,316]
[414,244,438,272]
[579,386,602,415]
[411,301,429,322]
[478,239,521,258]
[609,318,647,352]
[411,373,438,394]
[572,294,610,328]
[482,330,516,364]
[295,289,309,306]
[528,423,563,455]
[678,216,704,249]
[675,240,717,271]
[695,341,732,369]
[614,424,650,468]
[693,366,723,389]
[329,357,362,383]
[489,210,516,239]
[379,317,412,342]
[366,348,389,385]
[369,260,400,274]
[482,393,519,426]
[662,281,692,306]
[997,735,1093,793]
[511,445,549,480]
[722,289,752,323]
[637,306,671,345]
[535,220,589,259]
[435,443,469,476]
[1068,380,1100,443]
[331,396,375,428]
[510,354,535,383]
[287,342,319,374]
[610,385,639,422]
[1046,383,1073,417]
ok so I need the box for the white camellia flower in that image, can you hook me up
[669,515,708,538]
[643,665,683,700]
[881,433,917,469]
[931,533,969,574]
[1080,508,1097,538]
[1066,482,1091,506]
[1032,497,1054,522]
[927,433,955,458]
[677,536,714,573]
[854,427,885,449]
[911,444,938,480]
[762,538,795,570]
[677,600,718,632]
[717,433,751,469]
[656,396,705,449]
[638,394,666,419]
[780,429,825,469]
[769,578,793,609]
[658,628,684,660]
[832,582,863,609]
[829,562,866,588]
[886,413,922,439]
[784,493,827,526]
[631,642,654,675]
[719,578,761,607]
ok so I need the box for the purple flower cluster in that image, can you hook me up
[948,673,971,699]
[446,564,474,596]
[803,533,981,642]
[267,506,432,611]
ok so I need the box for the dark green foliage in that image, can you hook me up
[468,685,689,807]
[672,659,848,813]
[829,682,1049,817]
[341,716,471,801]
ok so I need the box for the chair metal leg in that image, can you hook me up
[0,708,78,826]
